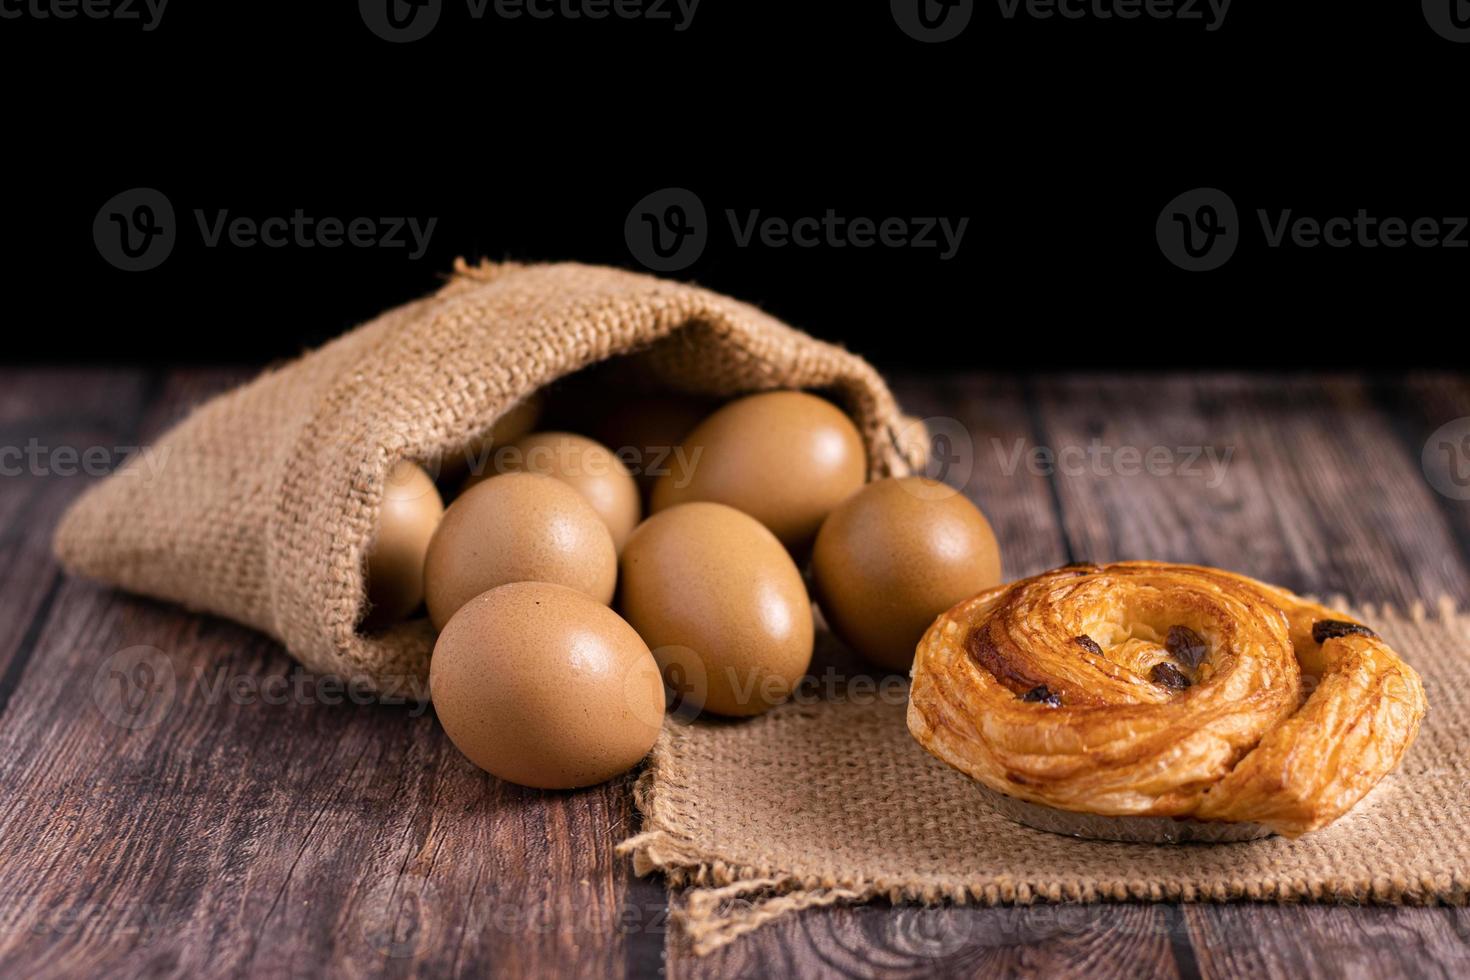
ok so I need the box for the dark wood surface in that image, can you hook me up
[1,368,1467,980]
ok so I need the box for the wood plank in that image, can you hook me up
[0,369,154,714]
[1187,905,1470,980]
[0,587,646,978]
[669,902,1184,980]
[665,373,1187,980]
[1370,372,1470,576]
[0,368,651,979]
[1032,372,1470,980]
[1031,373,1470,604]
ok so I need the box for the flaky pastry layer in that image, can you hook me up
[906,562,1427,837]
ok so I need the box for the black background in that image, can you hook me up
[2,1,1462,368]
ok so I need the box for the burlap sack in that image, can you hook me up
[53,260,925,697]
[620,599,1470,955]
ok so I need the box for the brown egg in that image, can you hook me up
[465,432,641,551]
[430,582,665,789]
[619,502,813,717]
[650,391,866,552]
[585,393,715,497]
[423,472,617,630]
[363,461,445,628]
[812,477,1002,672]
[441,392,544,484]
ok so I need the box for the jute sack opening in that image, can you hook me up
[54,261,925,698]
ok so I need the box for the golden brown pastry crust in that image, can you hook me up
[906,562,1427,837]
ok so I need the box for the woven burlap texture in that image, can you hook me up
[52,261,924,697]
[620,598,1469,956]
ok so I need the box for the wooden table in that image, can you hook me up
[2,369,1467,979]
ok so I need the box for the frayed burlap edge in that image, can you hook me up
[618,596,1470,956]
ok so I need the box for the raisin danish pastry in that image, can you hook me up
[907,562,1427,840]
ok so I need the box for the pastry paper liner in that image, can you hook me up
[972,782,1274,844]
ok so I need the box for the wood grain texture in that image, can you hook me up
[667,901,1187,980]
[0,370,653,980]
[0,370,154,716]
[1029,373,1470,603]
[1024,374,1470,980]
[1,369,1467,979]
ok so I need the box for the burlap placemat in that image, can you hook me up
[53,260,924,697]
[621,598,1470,955]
